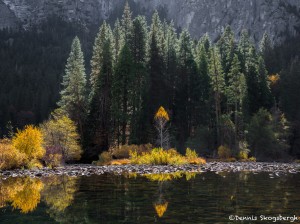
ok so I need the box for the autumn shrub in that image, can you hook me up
[130,148,184,165]
[109,159,131,165]
[238,150,249,160]
[96,151,112,165]
[12,125,45,168]
[217,145,231,159]
[40,110,82,163]
[185,148,198,159]
[109,144,152,159]
[185,148,206,164]
[129,148,206,165]
[130,148,183,165]
[249,157,256,162]
[0,139,26,170]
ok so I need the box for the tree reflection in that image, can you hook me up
[42,176,78,212]
[0,177,43,213]
[0,175,78,215]
[143,172,198,218]
[143,171,198,182]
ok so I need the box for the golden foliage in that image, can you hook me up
[11,179,43,213]
[143,171,198,182]
[130,148,206,165]
[130,148,186,165]
[0,177,43,213]
[0,139,26,170]
[41,110,82,163]
[12,125,45,162]
[109,144,152,159]
[217,145,231,159]
[0,178,23,208]
[185,172,197,181]
[0,176,78,214]
[154,202,168,217]
[268,74,280,85]
[185,148,198,159]
[109,159,131,165]
[155,106,169,121]
[97,151,112,165]
[144,172,183,182]
[185,148,206,165]
[238,150,248,160]
[249,157,256,162]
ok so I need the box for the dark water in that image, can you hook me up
[0,172,299,224]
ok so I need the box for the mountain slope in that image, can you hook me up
[1,0,300,42]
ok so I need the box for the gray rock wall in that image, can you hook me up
[0,1,18,30]
[1,0,300,43]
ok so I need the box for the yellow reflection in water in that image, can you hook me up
[0,175,78,214]
[144,171,198,182]
[154,202,168,217]
[42,176,78,212]
[0,177,43,213]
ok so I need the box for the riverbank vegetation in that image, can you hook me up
[0,111,82,170]
[0,2,299,170]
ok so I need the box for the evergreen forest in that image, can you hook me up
[1,3,300,162]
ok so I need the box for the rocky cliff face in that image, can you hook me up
[0,1,19,29]
[1,0,300,43]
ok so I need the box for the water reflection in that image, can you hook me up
[0,172,299,224]
[0,176,78,215]
[0,177,43,213]
[126,171,199,218]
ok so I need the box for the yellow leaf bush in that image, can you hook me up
[109,144,152,159]
[130,148,206,165]
[12,125,45,162]
[0,139,26,170]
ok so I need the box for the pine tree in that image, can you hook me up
[174,30,198,150]
[147,11,166,140]
[259,32,275,73]
[199,33,211,54]
[88,23,114,156]
[244,46,261,117]
[257,56,274,109]
[217,26,235,76]
[58,36,87,139]
[197,44,212,126]
[121,1,133,45]
[112,44,134,145]
[90,22,114,89]
[227,54,246,113]
[130,16,148,144]
[113,19,124,64]
[227,54,246,149]
[244,47,273,117]
[164,21,178,112]
[209,47,225,147]
[238,29,251,74]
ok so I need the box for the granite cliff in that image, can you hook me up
[1,0,300,43]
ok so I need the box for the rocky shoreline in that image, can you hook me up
[0,162,300,179]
